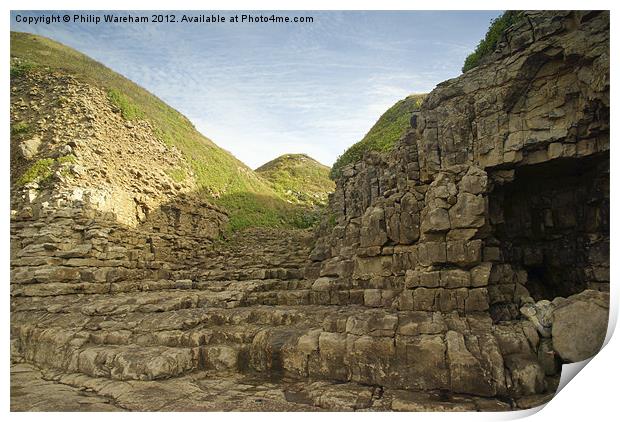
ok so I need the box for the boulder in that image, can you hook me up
[552,290,609,362]
[18,137,42,160]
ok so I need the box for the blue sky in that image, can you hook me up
[11,10,500,168]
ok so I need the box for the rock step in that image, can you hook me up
[12,301,337,381]
[11,265,304,287]
[10,279,249,300]
[10,276,313,298]
[9,282,361,307]
[192,278,313,292]
[188,267,304,281]
[26,343,204,380]
[199,254,308,266]
[12,295,547,397]
[13,362,547,411]
[198,252,309,270]
[242,288,362,306]
[200,253,308,262]
[12,295,339,323]
[12,357,554,412]
[11,287,493,331]
[12,305,335,381]
[15,321,328,351]
[11,278,493,313]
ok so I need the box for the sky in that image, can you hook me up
[11,10,500,168]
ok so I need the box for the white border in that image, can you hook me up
[3,1,618,420]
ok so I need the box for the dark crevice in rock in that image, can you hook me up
[489,152,609,301]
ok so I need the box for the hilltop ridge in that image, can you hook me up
[256,154,334,206]
[10,31,327,231]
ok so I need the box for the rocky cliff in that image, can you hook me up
[10,69,230,297]
[307,9,609,400]
[10,11,610,411]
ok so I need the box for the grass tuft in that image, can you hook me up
[462,11,525,73]
[330,94,425,179]
[16,158,55,186]
[16,155,77,186]
[11,121,31,137]
[10,58,36,78]
[107,88,144,121]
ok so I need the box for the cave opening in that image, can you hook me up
[489,152,609,301]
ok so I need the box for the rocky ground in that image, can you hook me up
[11,363,123,411]
[12,362,556,412]
[9,10,609,412]
[10,222,588,412]
[9,224,568,412]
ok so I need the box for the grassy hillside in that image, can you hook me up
[330,94,425,179]
[10,31,315,231]
[462,11,525,73]
[256,154,335,206]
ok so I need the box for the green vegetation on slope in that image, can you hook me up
[330,94,425,180]
[216,191,322,232]
[10,31,315,231]
[11,121,31,137]
[16,155,76,187]
[107,88,144,121]
[10,58,37,77]
[462,11,525,73]
[256,154,335,206]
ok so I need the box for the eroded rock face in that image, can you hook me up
[417,11,609,180]
[10,72,206,227]
[9,71,236,297]
[10,11,609,411]
[305,10,609,405]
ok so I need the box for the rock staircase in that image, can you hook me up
[11,227,556,411]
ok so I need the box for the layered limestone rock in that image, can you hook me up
[419,12,609,179]
[10,11,609,411]
[306,10,609,404]
[10,71,229,297]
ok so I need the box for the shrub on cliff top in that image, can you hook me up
[330,94,425,180]
[462,11,525,73]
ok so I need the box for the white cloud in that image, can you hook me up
[11,10,500,168]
